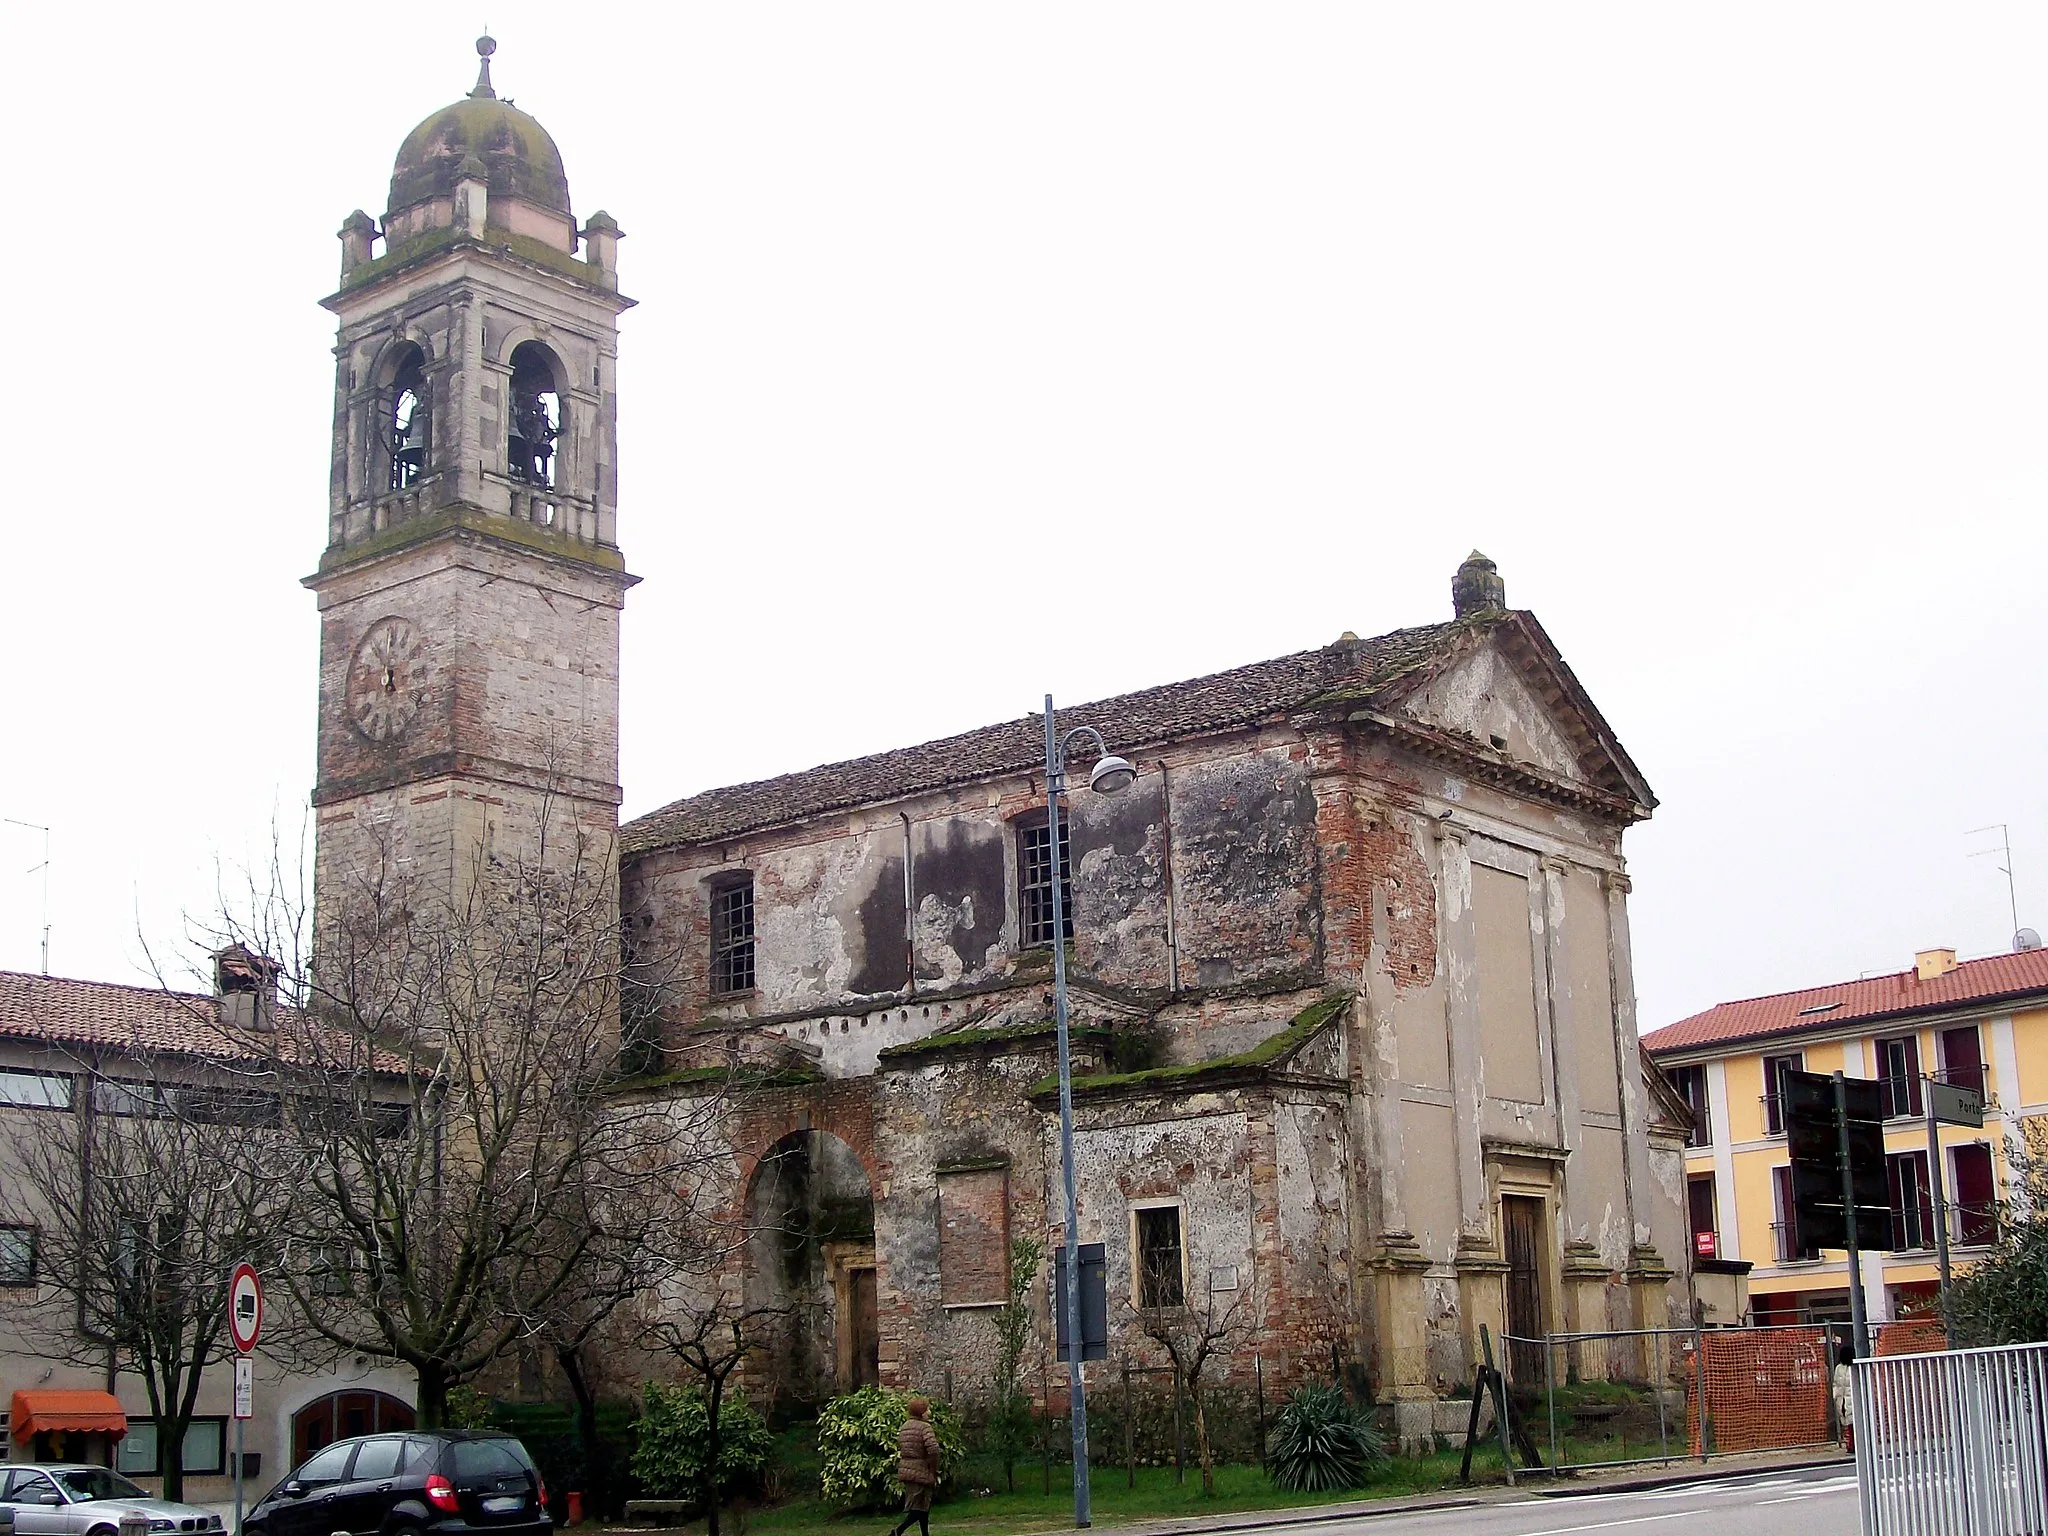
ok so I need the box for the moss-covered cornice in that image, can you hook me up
[310,503,628,580]
[326,224,627,307]
[1025,992,1349,1104]
[604,1062,822,1099]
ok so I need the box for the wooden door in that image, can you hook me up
[1502,1195,1546,1385]
[849,1268,880,1388]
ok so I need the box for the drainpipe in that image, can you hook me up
[901,812,916,995]
[1159,762,1180,994]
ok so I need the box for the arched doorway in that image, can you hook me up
[291,1392,414,1464]
[746,1130,876,1409]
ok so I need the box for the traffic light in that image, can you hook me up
[1785,1069,1888,1252]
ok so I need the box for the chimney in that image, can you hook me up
[213,944,280,1031]
[1914,947,1959,981]
[1452,550,1506,618]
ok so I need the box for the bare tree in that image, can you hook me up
[200,799,727,1427]
[0,1040,293,1499]
[1130,1245,1256,1497]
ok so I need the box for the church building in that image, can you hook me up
[0,37,1694,1482]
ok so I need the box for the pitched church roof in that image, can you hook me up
[623,598,1653,855]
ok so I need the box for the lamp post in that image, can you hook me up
[1041,696,1136,1531]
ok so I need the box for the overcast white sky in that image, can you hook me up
[0,3,2042,1027]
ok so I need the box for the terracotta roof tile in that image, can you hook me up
[1642,948,2048,1057]
[622,618,1489,854]
[0,970,399,1072]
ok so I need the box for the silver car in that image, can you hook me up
[0,1465,225,1536]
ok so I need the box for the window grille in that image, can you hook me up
[1135,1206,1185,1309]
[712,880,756,995]
[1019,820,1073,948]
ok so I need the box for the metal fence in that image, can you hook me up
[1501,1324,1840,1472]
[1853,1340,2048,1536]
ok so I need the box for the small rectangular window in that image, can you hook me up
[0,1069,72,1110]
[1951,1142,1997,1245]
[711,879,756,995]
[1939,1026,1986,1099]
[1762,1054,1803,1136]
[1886,1150,1933,1250]
[0,1225,36,1287]
[1019,820,1073,948]
[1135,1206,1185,1309]
[114,1420,226,1478]
[1670,1064,1711,1146]
[1687,1175,1718,1255]
[1877,1036,1923,1119]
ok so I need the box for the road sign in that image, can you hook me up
[1928,1079,1984,1128]
[1785,1069,1887,1252]
[233,1355,253,1420]
[228,1263,263,1354]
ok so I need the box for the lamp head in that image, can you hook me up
[1087,755,1137,796]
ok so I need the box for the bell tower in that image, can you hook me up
[309,36,636,931]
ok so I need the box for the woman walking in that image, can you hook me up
[888,1398,941,1536]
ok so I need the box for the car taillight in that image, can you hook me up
[536,1476,548,1512]
[425,1475,460,1514]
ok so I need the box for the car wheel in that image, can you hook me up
[89,1524,119,1536]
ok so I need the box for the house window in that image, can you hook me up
[1938,1025,1985,1099]
[1019,819,1074,948]
[0,1225,36,1287]
[1670,1064,1712,1146]
[1762,1054,1803,1136]
[710,879,756,995]
[1952,1143,1997,1246]
[1134,1206,1185,1309]
[1772,1165,1817,1261]
[937,1166,1009,1307]
[1877,1036,1923,1119]
[1687,1175,1719,1257]
[1886,1150,1933,1251]
[0,1069,72,1109]
[117,1419,227,1478]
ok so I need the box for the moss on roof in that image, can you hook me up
[606,1062,821,1096]
[1024,993,1349,1103]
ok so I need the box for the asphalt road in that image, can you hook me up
[1273,1467,1861,1536]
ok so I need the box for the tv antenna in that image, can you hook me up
[1967,823,2021,945]
[2,818,50,975]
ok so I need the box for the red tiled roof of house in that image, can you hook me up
[0,970,404,1073]
[1642,948,2048,1056]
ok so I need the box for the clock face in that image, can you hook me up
[347,616,430,743]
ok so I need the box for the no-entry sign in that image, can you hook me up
[228,1263,264,1354]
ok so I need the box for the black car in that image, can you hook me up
[241,1432,549,1536]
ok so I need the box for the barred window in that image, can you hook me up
[1135,1206,1185,1309]
[711,879,756,995]
[1019,819,1073,948]
[0,1225,36,1287]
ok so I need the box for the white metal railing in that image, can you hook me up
[1854,1340,2048,1536]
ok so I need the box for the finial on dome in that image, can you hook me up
[1451,550,1506,618]
[469,33,498,99]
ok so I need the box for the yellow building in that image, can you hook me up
[1643,943,2048,1326]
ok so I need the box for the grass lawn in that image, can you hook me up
[620,1442,1517,1536]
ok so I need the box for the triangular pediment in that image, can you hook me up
[1373,616,1656,813]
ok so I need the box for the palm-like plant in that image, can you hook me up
[1268,1384,1388,1491]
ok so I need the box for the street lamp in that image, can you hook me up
[1041,695,1134,1530]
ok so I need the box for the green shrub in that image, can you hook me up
[630,1383,774,1502]
[1267,1385,1387,1492]
[816,1387,965,1509]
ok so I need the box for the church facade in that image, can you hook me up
[304,41,1693,1442]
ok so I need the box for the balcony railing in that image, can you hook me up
[1771,1220,1820,1263]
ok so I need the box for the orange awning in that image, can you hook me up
[10,1389,127,1443]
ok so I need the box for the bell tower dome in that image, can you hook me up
[308,36,636,932]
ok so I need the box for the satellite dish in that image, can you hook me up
[2017,928,2043,953]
